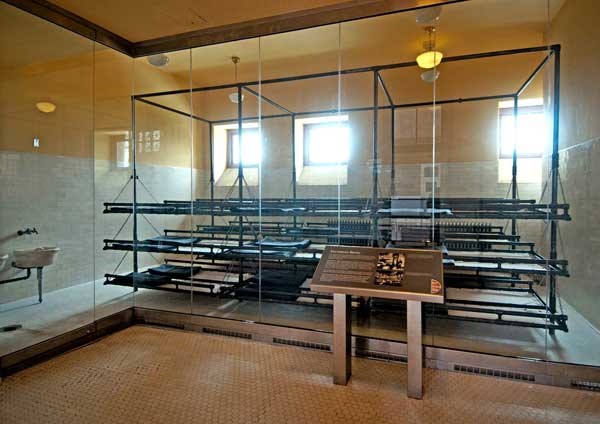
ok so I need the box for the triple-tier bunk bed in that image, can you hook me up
[103,44,570,333]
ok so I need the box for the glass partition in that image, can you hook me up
[545,0,600,368]
[2,0,600,372]
[337,9,439,344]
[0,3,95,354]
[93,44,134,319]
[256,24,341,329]
[190,39,261,321]
[127,49,193,314]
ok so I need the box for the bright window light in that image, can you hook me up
[229,128,260,167]
[499,103,546,158]
[304,121,349,165]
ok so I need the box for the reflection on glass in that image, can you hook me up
[230,128,261,167]
[305,120,350,165]
[0,2,94,355]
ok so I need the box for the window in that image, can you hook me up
[227,128,260,168]
[498,104,546,159]
[303,121,349,165]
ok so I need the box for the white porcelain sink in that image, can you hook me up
[13,247,60,268]
[0,254,8,270]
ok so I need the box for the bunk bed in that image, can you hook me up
[103,44,570,332]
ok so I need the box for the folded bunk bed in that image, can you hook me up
[103,44,570,332]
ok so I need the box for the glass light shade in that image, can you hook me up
[35,102,56,113]
[416,51,443,69]
[421,69,440,83]
[147,54,169,67]
[228,92,245,103]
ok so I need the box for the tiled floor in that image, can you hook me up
[2,281,600,367]
[1,326,599,424]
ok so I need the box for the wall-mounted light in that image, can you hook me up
[416,27,443,69]
[36,101,56,113]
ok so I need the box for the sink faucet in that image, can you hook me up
[17,228,38,236]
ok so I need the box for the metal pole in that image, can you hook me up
[131,97,139,277]
[511,95,518,241]
[209,123,215,229]
[391,106,395,196]
[407,300,423,399]
[333,293,352,385]
[549,45,561,329]
[372,71,379,247]
[237,86,244,282]
[291,114,298,229]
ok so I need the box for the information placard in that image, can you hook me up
[310,246,444,303]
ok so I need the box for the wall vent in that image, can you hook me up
[272,337,331,351]
[571,380,600,392]
[453,364,535,382]
[356,350,407,363]
[144,319,185,330]
[202,327,252,340]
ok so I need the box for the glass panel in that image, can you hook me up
[0,3,94,353]
[189,39,260,321]
[256,24,341,329]
[546,0,600,367]
[427,0,551,361]
[128,49,193,314]
[338,9,438,344]
[94,44,134,319]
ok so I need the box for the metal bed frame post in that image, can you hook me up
[131,96,139,280]
[376,71,395,198]
[291,114,298,230]
[549,45,561,333]
[209,122,215,229]
[237,85,244,282]
[372,71,379,247]
[511,95,518,242]
[391,105,395,197]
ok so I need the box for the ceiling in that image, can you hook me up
[139,0,561,78]
[1,0,567,76]
[47,0,358,42]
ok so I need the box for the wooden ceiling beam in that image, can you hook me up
[2,0,134,55]
[2,0,467,58]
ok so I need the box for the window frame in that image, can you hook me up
[498,104,545,159]
[227,127,259,168]
[302,121,350,166]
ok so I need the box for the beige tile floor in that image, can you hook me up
[2,281,600,368]
[1,326,599,424]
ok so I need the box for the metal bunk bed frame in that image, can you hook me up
[106,44,568,332]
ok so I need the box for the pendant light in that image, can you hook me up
[228,56,244,104]
[416,26,443,69]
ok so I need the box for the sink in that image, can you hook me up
[13,247,60,268]
[0,254,7,270]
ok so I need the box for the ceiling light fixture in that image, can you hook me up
[147,53,169,67]
[36,101,56,113]
[416,26,443,70]
[228,56,244,104]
